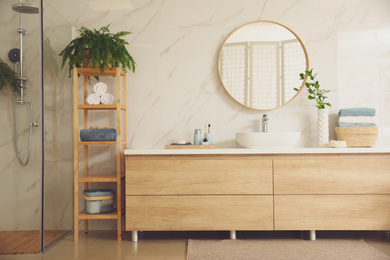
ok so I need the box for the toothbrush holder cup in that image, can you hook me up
[204,133,212,145]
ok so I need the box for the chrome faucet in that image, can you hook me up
[262,114,268,132]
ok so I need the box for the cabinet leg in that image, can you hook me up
[132,231,138,242]
[230,230,236,240]
[310,230,316,241]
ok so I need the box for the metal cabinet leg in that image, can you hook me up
[310,230,316,241]
[230,230,236,240]
[131,231,138,242]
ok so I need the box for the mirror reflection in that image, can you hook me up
[218,21,309,110]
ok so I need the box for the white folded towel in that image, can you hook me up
[338,116,376,124]
[100,93,115,104]
[86,93,101,105]
[93,82,107,96]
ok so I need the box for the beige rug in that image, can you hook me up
[187,239,390,260]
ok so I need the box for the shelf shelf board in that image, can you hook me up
[77,140,127,145]
[76,67,126,77]
[77,104,126,110]
[78,209,119,220]
[78,174,119,182]
[78,141,117,145]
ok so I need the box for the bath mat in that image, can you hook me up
[187,239,390,260]
[0,230,69,254]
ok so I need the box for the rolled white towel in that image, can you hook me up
[338,116,376,124]
[86,93,101,105]
[93,82,107,96]
[100,93,115,104]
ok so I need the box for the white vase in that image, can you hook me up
[318,108,329,147]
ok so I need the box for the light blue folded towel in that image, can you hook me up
[80,128,117,141]
[338,123,377,127]
[338,107,376,117]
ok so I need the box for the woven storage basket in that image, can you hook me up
[335,126,378,147]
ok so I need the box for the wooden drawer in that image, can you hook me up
[274,158,390,194]
[126,158,272,195]
[274,195,390,230]
[126,195,273,231]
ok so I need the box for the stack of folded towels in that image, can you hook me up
[338,107,376,127]
[86,82,115,105]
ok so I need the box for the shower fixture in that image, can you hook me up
[12,0,39,14]
[10,0,39,166]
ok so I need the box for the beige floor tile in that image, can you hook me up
[2,230,390,260]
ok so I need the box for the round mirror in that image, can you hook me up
[218,21,309,110]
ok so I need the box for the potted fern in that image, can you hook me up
[0,58,19,93]
[296,69,332,147]
[59,24,136,77]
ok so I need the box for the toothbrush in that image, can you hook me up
[208,124,211,133]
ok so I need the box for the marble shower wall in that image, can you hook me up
[0,0,42,230]
[0,0,73,232]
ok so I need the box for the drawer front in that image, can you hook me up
[126,195,273,231]
[126,158,272,195]
[274,158,390,194]
[274,195,390,230]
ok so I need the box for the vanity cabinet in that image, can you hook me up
[274,155,390,230]
[125,151,390,240]
[125,155,274,232]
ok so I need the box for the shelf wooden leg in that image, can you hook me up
[84,220,88,233]
[74,219,79,242]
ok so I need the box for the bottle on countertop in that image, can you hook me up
[194,129,202,145]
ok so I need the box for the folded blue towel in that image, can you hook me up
[80,128,117,141]
[338,123,377,127]
[338,107,376,117]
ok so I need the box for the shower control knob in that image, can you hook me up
[8,48,20,63]
[31,122,39,127]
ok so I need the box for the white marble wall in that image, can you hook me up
[2,0,390,231]
[63,0,390,230]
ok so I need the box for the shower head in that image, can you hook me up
[8,48,20,64]
[12,2,39,14]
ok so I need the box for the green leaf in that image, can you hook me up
[298,69,331,108]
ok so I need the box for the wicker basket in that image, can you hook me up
[335,126,378,147]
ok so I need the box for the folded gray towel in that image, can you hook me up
[338,107,376,117]
[80,129,117,141]
[339,123,377,127]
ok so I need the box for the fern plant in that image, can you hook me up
[0,58,19,93]
[59,24,136,77]
[295,69,331,109]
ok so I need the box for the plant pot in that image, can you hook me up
[82,49,93,68]
[318,108,329,147]
[82,49,112,68]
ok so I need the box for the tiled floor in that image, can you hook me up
[1,230,389,260]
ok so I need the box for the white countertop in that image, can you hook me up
[124,147,390,155]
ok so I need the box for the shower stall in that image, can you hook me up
[0,0,73,254]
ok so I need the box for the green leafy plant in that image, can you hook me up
[0,58,19,93]
[295,69,331,109]
[59,24,136,77]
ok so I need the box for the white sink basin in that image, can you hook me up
[235,132,301,148]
